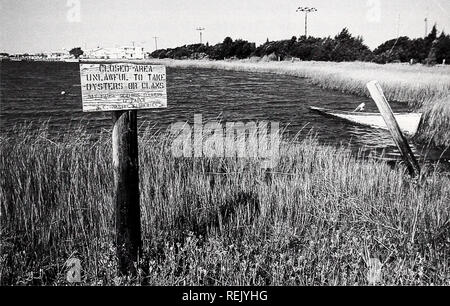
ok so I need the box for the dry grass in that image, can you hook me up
[1,126,449,285]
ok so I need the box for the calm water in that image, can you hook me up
[1,61,448,164]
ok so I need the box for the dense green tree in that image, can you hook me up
[69,47,84,58]
[329,28,372,62]
[426,24,438,43]
[232,40,255,59]
[438,32,450,63]
[426,39,439,65]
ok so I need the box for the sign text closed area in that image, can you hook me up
[80,63,167,112]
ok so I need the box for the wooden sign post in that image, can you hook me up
[112,110,141,275]
[367,80,420,177]
[80,60,167,275]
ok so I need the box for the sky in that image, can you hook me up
[1,0,449,54]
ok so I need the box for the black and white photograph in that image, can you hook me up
[0,0,449,293]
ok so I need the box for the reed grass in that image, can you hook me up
[416,95,450,149]
[1,126,449,285]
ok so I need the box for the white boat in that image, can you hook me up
[309,106,422,136]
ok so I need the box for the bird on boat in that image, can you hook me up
[353,103,365,112]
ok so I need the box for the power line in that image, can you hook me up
[387,14,402,57]
[196,27,205,44]
[296,7,317,38]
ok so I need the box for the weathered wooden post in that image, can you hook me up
[80,59,167,275]
[112,110,141,275]
[366,80,421,177]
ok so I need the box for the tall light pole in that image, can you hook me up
[296,7,317,38]
[153,36,159,51]
[196,27,205,44]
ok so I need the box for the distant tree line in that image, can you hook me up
[151,38,257,60]
[373,25,449,64]
[150,25,450,65]
[252,28,373,62]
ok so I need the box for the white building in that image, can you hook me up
[47,51,68,60]
[85,47,122,59]
[122,46,145,59]
[85,46,146,59]
[37,51,75,61]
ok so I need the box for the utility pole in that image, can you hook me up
[296,7,317,38]
[153,36,159,51]
[424,5,429,37]
[196,27,205,44]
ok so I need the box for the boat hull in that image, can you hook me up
[309,106,422,136]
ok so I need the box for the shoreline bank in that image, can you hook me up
[150,58,450,105]
[149,58,450,148]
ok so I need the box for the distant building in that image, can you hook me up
[85,47,122,59]
[6,51,74,62]
[122,46,145,59]
[84,46,146,59]
[10,54,40,61]
[47,52,68,60]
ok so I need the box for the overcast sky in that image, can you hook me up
[1,0,449,53]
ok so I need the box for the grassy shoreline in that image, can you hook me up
[150,58,450,148]
[152,59,450,104]
[1,127,449,285]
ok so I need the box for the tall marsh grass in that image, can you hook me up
[1,126,449,285]
[416,95,450,149]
